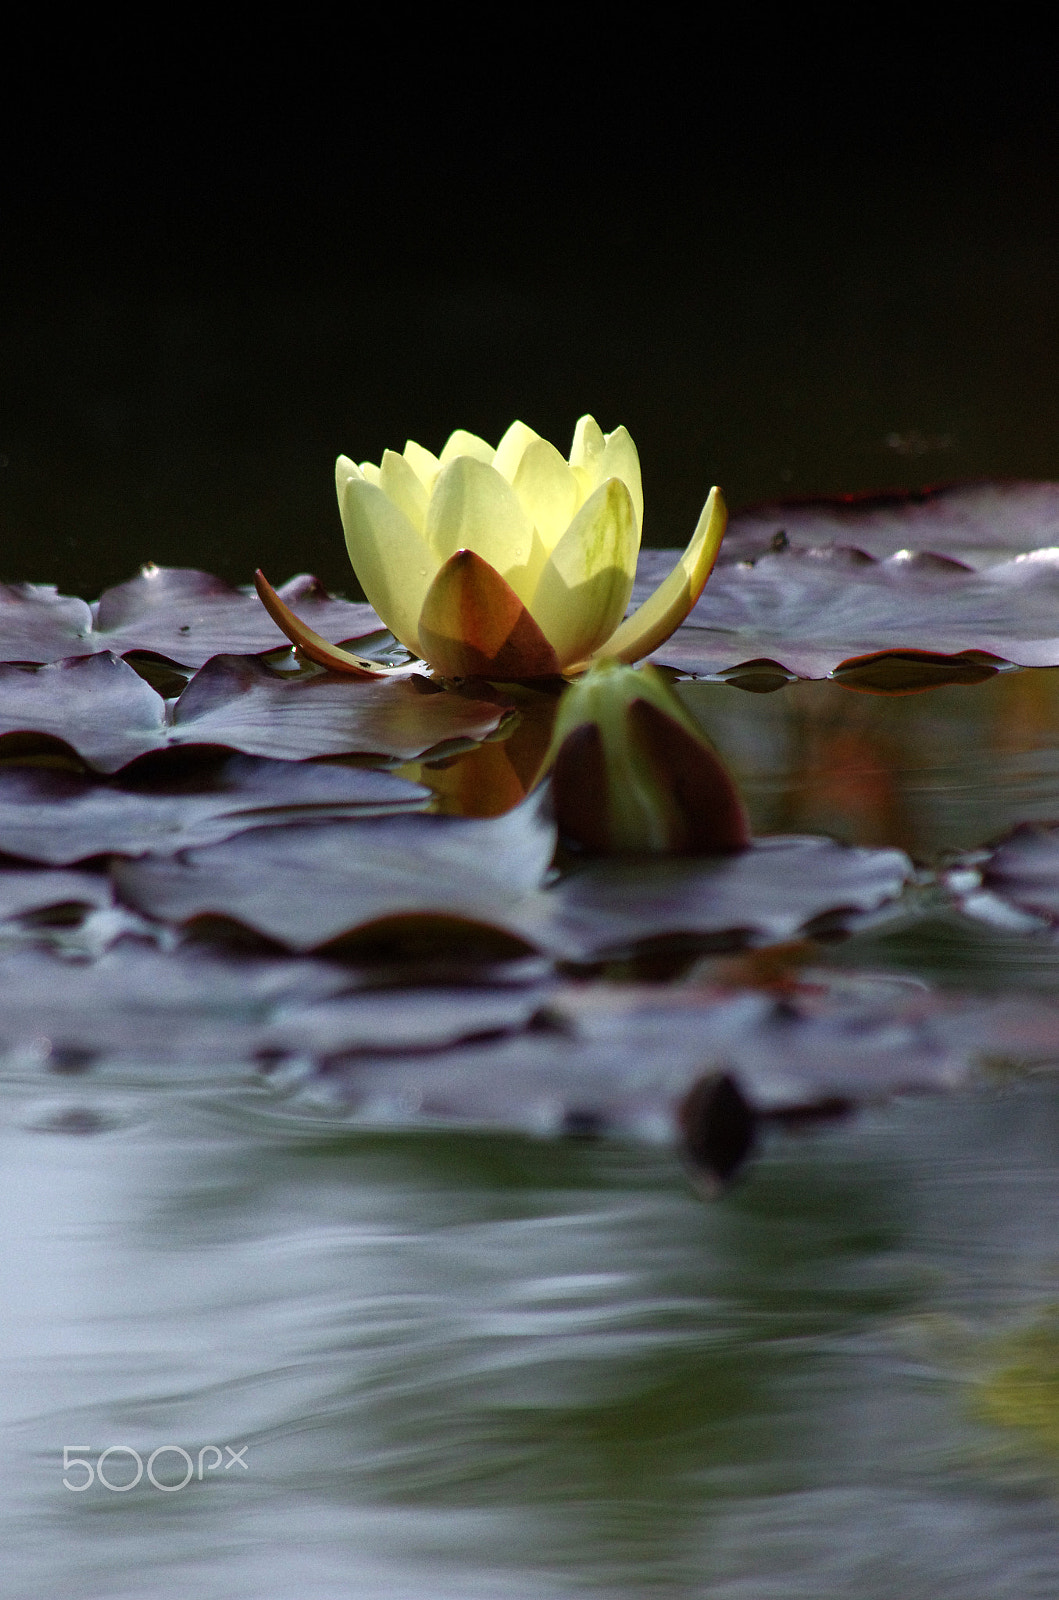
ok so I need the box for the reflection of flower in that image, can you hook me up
[543,659,749,854]
[255,418,726,682]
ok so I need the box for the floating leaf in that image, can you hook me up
[0,582,95,662]
[169,656,512,763]
[947,823,1059,934]
[0,652,512,773]
[0,568,379,668]
[646,545,1059,679]
[0,653,168,771]
[0,753,429,866]
[717,481,1059,570]
[0,865,112,921]
[93,568,379,667]
[112,796,912,961]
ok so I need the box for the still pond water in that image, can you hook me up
[4,662,1059,1597]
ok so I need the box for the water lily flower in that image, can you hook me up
[254,416,726,681]
[543,658,750,855]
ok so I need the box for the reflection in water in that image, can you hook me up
[677,666,1059,863]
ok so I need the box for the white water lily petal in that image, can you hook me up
[597,486,727,666]
[379,448,429,533]
[439,429,495,466]
[511,437,580,551]
[425,456,539,605]
[600,425,644,535]
[358,460,381,486]
[403,439,441,493]
[337,476,439,655]
[531,478,637,664]
[492,420,541,484]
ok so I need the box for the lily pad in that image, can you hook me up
[717,481,1059,570]
[947,824,1059,934]
[0,754,429,866]
[111,793,913,960]
[0,652,511,773]
[0,653,169,770]
[169,656,510,763]
[0,568,379,668]
[0,865,112,921]
[645,545,1059,679]
[112,794,558,955]
[0,582,95,662]
[253,966,1059,1181]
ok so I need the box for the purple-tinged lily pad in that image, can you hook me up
[112,793,912,960]
[0,754,429,866]
[0,653,169,770]
[0,865,112,921]
[169,656,510,762]
[0,651,511,773]
[546,835,912,959]
[0,568,380,668]
[717,480,1059,570]
[643,544,1059,679]
[946,823,1059,934]
[256,967,1059,1181]
[0,582,95,663]
[112,795,558,955]
[93,568,380,668]
[0,943,354,1070]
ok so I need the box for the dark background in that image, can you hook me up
[3,23,1058,597]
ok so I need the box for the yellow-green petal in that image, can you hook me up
[511,437,580,551]
[379,447,429,533]
[438,428,495,466]
[425,456,538,605]
[600,425,644,536]
[337,475,439,656]
[593,486,727,666]
[335,455,363,494]
[492,420,541,484]
[529,477,638,666]
[569,414,605,473]
[403,438,441,493]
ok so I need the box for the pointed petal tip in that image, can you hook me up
[585,483,728,667]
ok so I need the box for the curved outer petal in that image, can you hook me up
[252,570,412,678]
[337,473,440,656]
[589,486,727,667]
[529,478,638,667]
[425,456,538,605]
[418,549,561,679]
